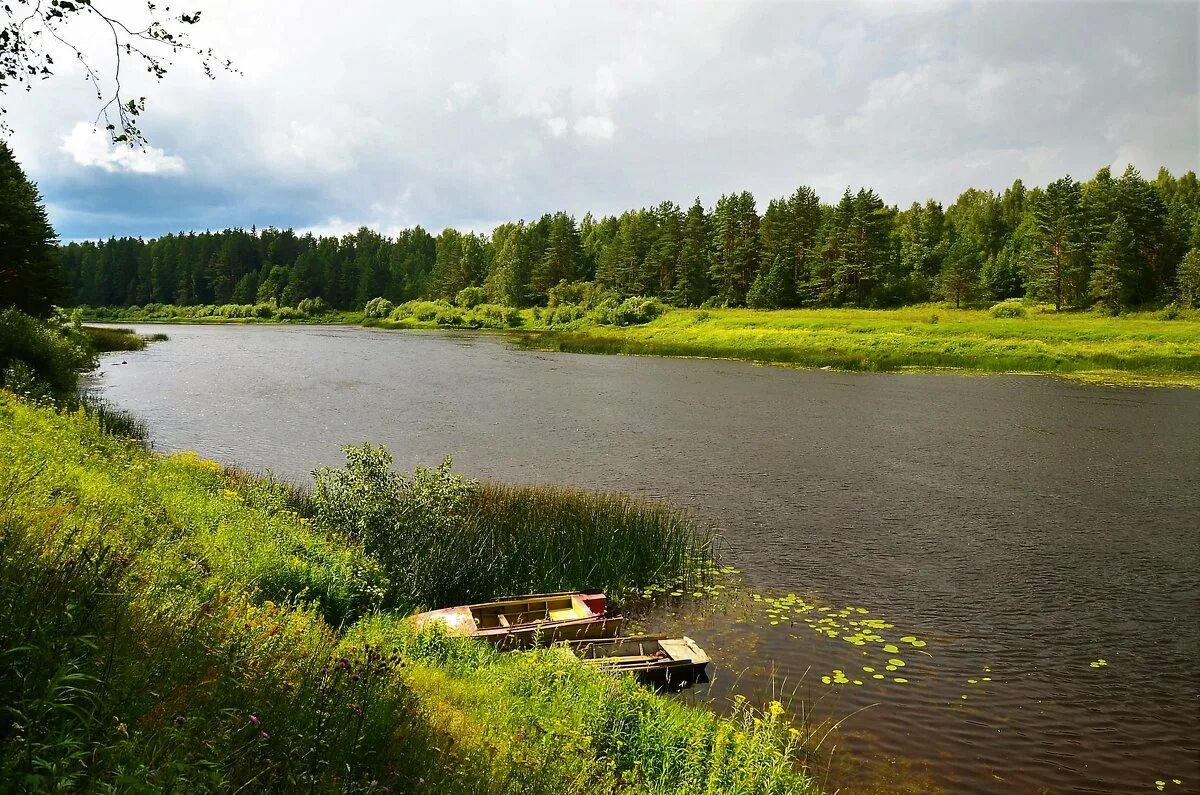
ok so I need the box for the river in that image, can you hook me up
[88,323,1200,795]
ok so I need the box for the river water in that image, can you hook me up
[88,324,1200,795]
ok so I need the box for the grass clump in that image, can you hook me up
[312,444,713,612]
[0,394,817,794]
[81,325,148,352]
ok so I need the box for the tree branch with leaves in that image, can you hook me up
[1,0,234,145]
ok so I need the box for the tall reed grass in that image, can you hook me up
[311,445,714,613]
[81,325,147,352]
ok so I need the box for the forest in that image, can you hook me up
[60,166,1200,315]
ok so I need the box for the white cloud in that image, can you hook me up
[574,115,616,141]
[60,122,186,175]
[6,0,1194,239]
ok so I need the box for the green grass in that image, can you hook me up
[80,325,148,352]
[0,394,816,794]
[512,306,1200,387]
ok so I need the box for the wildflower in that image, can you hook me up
[351,673,361,682]
[768,700,785,718]
[249,714,259,725]
[174,715,186,725]
[788,727,800,738]
[260,730,270,739]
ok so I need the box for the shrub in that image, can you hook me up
[275,305,303,320]
[547,281,618,310]
[296,297,329,316]
[0,309,95,403]
[610,296,668,326]
[435,307,465,326]
[253,302,276,318]
[364,296,395,318]
[990,300,1027,318]
[455,286,487,309]
[546,303,586,327]
[466,303,522,329]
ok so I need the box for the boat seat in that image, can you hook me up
[496,614,511,627]
[548,607,578,621]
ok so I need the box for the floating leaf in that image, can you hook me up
[883,644,900,654]
[911,640,926,648]
[888,658,905,667]
[893,677,908,683]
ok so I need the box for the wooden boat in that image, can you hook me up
[410,591,622,648]
[568,635,712,689]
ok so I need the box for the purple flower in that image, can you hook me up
[351,673,361,682]
[260,730,270,739]
[249,714,259,725]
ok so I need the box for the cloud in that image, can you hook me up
[6,1,1194,240]
[60,122,186,175]
[573,115,616,141]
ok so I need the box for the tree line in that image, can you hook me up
[59,165,1200,314]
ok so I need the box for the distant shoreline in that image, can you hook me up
[80,305,1200,388]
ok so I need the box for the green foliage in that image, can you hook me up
[1089,215,1136,314]
[81,325,147,353]
[312,445,710,611]
[456,285,488,308]
[363,296,394,318]
[0,142,63,317]
[0,309,95,402]
[56,165,1199,317]
[297,296,329,316]
[1178,248,1200,308]
[610,296,668,326]
[989,300,1027,319]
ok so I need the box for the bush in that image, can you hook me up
[610,296,668,326]
[547,281,619,310]
[435,307,465,326]
[275,305,303,320]
[364,296,395,318]
[466,303,522,329]
[253,303,276,319]
[455,286,487,309]
[990,300,1027,318]
[546,303,586,327]
[296,297,329,316]
[0,309,96,403]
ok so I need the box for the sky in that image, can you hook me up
[4,0,1198,241]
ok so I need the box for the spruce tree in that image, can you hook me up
[1027,176,1087,310]
[0,142,62,316]
[1178,248,1200,308]
[1088,215,1135,314]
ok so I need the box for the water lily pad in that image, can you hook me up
[893,677,908,683]
[872,674,884,680]
[911,640,927,648]
[883,644,900,654]
[888,658,905,667]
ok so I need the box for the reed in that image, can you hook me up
[81,325,147,352]
[458,482,713,603]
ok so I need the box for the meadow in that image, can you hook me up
[0,394,815,793]
[514,305,1200,387]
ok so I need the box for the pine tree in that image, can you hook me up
[1027,176,1087,310]
[1088,215,1135,313]
[1177,248,1200,308]
[939,236,981,308]
[0,142,62,316]
[673,199,710,306]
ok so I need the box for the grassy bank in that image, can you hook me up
[80,303,1200,386]
[514,306,1200,387]
[0,394,811,793]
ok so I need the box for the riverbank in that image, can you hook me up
[82,304,1200,387]
[0,393,815,793]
